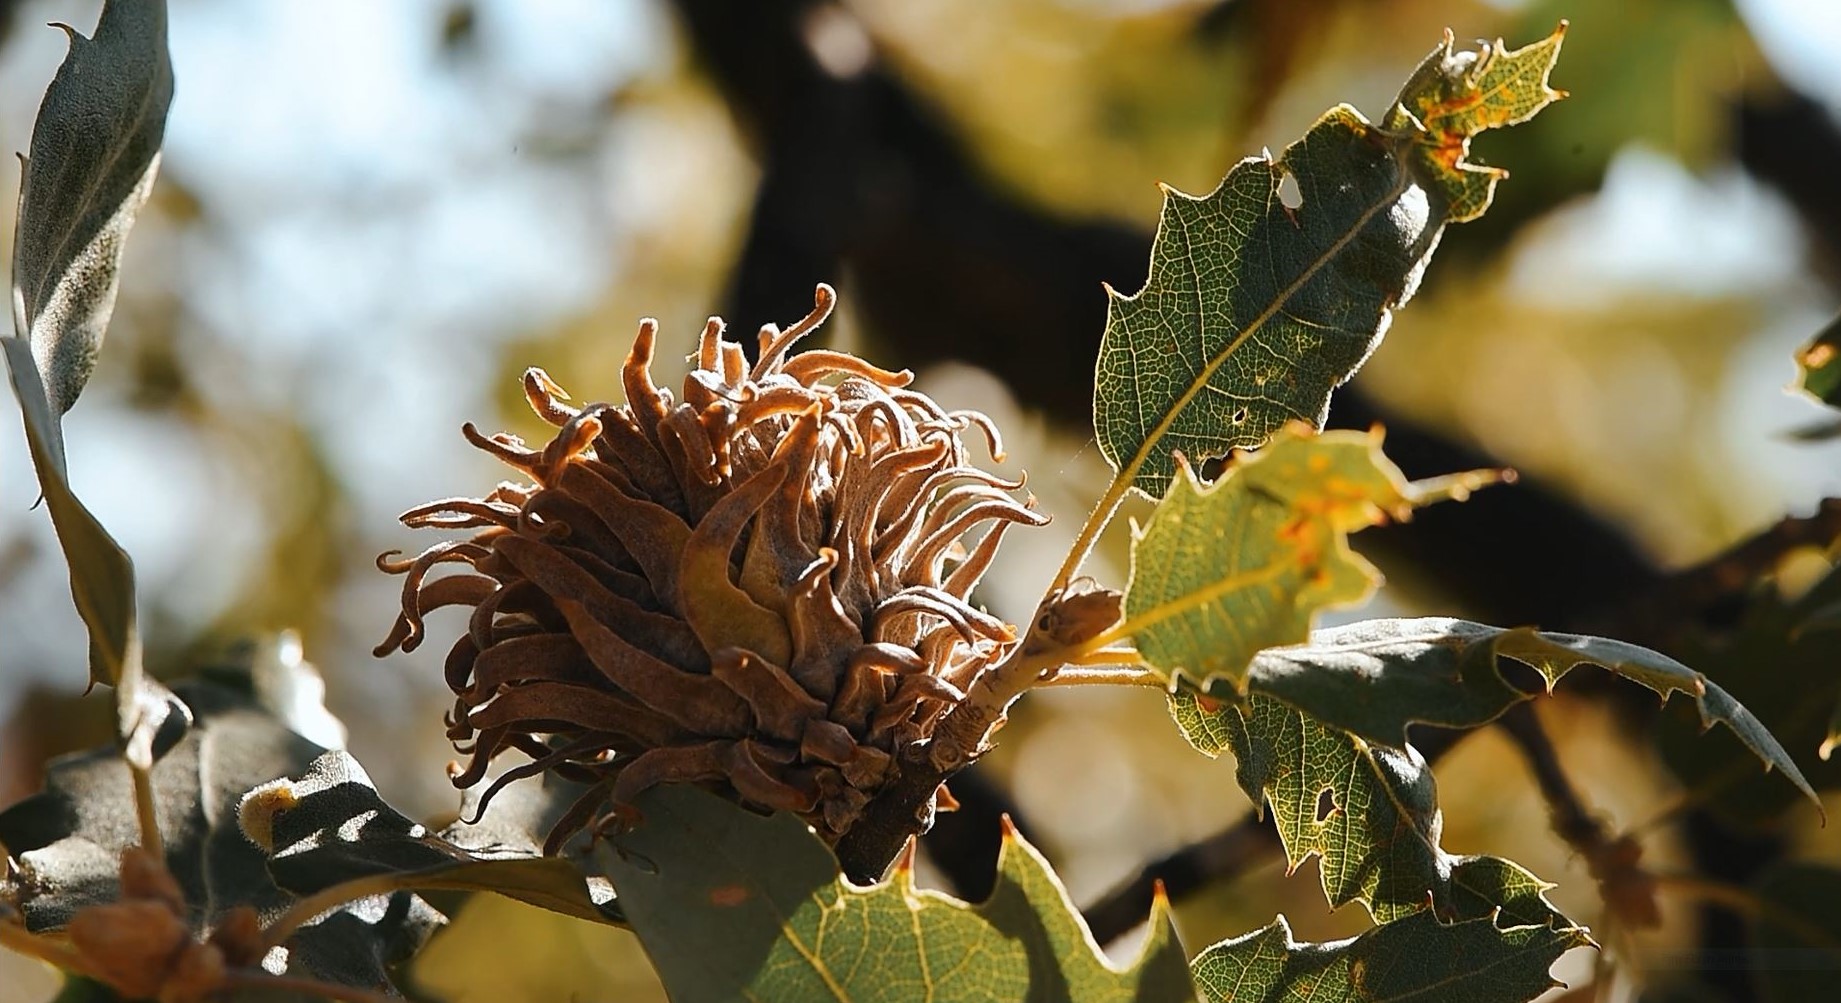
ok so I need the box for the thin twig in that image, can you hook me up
[0,919,92,977]
[222,969,405,1003]
[1038,665,1163,687]
[1609,497,1841,642]
[1046,471,1134,599]
[260,874,410,951]
[1082,811,1281,946]
[1498,703,1603,850]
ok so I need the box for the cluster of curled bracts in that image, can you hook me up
[374,286,1045,849]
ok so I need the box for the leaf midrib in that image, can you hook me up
[1113,160,1412,493]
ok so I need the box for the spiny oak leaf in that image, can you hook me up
[244,750,620,929]
[1208,618,1818,810]
[1190,911,1588,1003]
[596,784,1194,1003]
[1123,425,1495,692]
[1170,689,1568,925]
[1094,26,1564,499]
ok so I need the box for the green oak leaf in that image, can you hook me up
[1748,863,1841,1003]
[11,0,173,417]
[1216,617,1818,809]
[1388,26,1569,223]
[1190,912,1587,1003]
[1124,426,1494,691]
[1794,314,1841,410]
[597,784,1194,1003]
[1094,27,1564,499]
[979,818,1194,1003]
[1172,691,1566,926]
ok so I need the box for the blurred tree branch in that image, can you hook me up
[1739,86,1841,277]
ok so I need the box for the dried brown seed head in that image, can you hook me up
[377,285,1041,848]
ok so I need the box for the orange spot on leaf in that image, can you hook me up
[709,884,751,908]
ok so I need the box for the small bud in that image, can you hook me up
[161,942,227,1003]
[235,777,299,852]
[207,906,266,968]
[68,900,189,1000]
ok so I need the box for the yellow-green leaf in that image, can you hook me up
[1191,912,1587,1003]
[597,784,1194,1003]
[1094,27,1565,499]
[1123,425,1494,691]
[1387,25,1569,223]
[980,819,1193,1003]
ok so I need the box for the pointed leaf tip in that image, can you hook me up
[14,0,173,415]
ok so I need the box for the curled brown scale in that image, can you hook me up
[375,285,1044,850]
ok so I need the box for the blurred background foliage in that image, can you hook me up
[4,1,1841,1000]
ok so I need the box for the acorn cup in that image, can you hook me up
[375,285,1044,850]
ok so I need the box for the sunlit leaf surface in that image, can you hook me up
[598,785,1193,1002]
[1094,27,1565,499]
[1172,689,1563,925]
[1125,426,1493,690]
[10,0,172,417]
[1191,912,1585,1003]
[3,0,172,737]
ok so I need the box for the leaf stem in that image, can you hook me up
[129,763,163,861]
[1045,469,1134,598]
[0,919,92,976]
[260,874,411,951]
[222,970,404,1003]
[1038,665,1162,687]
